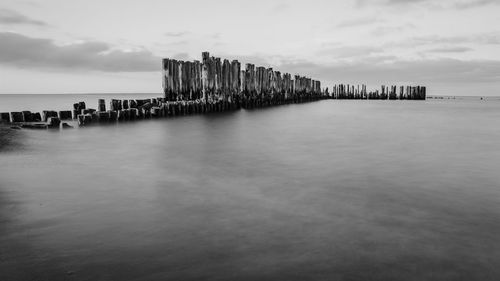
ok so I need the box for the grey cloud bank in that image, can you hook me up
[278,58,500,85]
[0,32,159,72]
[164,31,189,37]
[337,17,382,28]
[426,47,473,53]
[358,0,499,9]
[0,8,46,26]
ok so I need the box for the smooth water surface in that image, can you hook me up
[1,97,499,281]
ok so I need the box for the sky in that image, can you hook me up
[0,0,499,95]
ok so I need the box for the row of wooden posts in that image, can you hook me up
[0,51,426,128]
[329,84,426,100]
[163,52,323,103]
[0,92,326,128]
[0,110,70,129]
[75,97,320,125]
[163,52,426,102]
[0,95,322,128]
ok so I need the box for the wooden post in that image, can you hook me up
[98,99,106,112]
[47,117,61,128]
[202,52,210,102]
[42,111,58,122]
[21,111,33,122]
[165,60,174,101]
[1,112,11,123]
[97,111,110,122]
[59,111,72,120]
[10,112,24,123]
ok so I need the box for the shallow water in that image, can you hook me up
[1,97,499,280]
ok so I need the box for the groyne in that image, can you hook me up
[0,52,426,129]
[163,52,426,103]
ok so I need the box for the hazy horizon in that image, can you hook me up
[1,93,499,98]
[1,0,499,96]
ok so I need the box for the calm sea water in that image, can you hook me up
[1,95,499,281]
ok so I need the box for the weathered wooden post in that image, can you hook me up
[109,110,118,122]
[47,117,61,128]
[10,112,24,123]
[21,111,33,122]
[389,85,397,100]
[77,114,85,125]
[42,111,58,122]
[1,112,11,123]
[98,99,106,112]
[202,52,210,102]
[162,59,171,99]
[118,109,128,121]
[231,60,241,108]
[59,111,72,120]
[222,59,230,103]
[110,99,122,111]
[129,108,138,120]
[97,111,110,122]
[179,60,185,100]
[215,57,222,102]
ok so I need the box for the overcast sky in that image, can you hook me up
[0,0,499,95]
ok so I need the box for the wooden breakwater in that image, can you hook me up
[329,84,426,100]
[163,51,324,107]
[162,52,425,103]
[0,51,426,129]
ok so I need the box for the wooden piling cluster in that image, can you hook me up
[75,97,251,126]
[163,59,204,101]
[163,52,326,109]
[330,84,426,100]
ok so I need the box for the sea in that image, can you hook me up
[1,94,499,281]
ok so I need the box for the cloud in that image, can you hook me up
[0,8,47,26]
[356,0,427,7]
[0,32,159,72]
[225,46,389,70]
[172,52,191,60]
[164,31,189,37]
[357,0,499,9]
[276,58,500,85]
[316,45,385,59]
[385,33,500,48]
[386,0,428,4]
[426,46,473,53]
[453,0,498,9]
[271,3,290,12]
[215,53,276,68]
[371,23,416,36]
[337,17,382,28]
